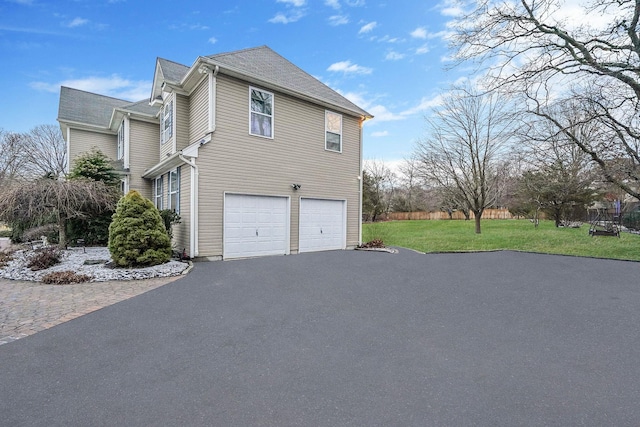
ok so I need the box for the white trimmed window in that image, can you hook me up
[154,176,163,209]
[168,169,180,213]
[117,120,125,160]
[250,87,273,138]
[325,111,342,152]
[161,100,173,144]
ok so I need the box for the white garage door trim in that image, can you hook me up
[224,193,290,259]
[299,198,347,253]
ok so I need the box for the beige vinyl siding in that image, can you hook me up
[172,166,191,254]
[175,94,190,151]
[68,128,117,169]
[128,120,159,201]
[189,77,209,143]
[196,75,361,258]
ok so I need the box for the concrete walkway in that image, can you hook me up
[0,276,180,345]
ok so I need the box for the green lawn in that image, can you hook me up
[363,219,640,261]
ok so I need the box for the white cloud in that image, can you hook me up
[208,37,217,44]
[400,95,443,116]
[371,130,389,137]
[437,0,464,17]
[344,0,365,5]
[277,0,306,5]
[358,21,377,34]
[410,27,427,39]
[67,17,89,28]
[30,75,152,101]
[328,15,349,26]
[367,104,405,122]
[416,44,429,54]
[325,0,341,9]
[269,9,306,24]
[385,51,404,61]
[377,35,401,43]
[327,60,372,75]
[169,22,210,31]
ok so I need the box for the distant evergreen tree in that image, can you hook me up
[68,149,121,244]
[68,149,120,186]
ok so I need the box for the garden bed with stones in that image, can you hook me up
[0,247,189,282]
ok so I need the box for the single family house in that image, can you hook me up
[58,46,372,260]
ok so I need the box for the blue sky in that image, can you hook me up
[1,0,465,164]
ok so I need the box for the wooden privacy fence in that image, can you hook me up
[383,208,515,221]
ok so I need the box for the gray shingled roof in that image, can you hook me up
[206,46,370,117]
[158,58,190,83]
[58,86,129,128]
[119,99,160,117]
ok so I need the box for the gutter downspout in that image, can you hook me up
[205,64,219,133]
[358,117,364,245]
[179,153,198,258]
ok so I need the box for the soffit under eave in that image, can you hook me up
[150,60,166,103]
[108,108,159,131]
[141,152,186,179]
[58,119,115,135]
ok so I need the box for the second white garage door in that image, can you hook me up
[224,194,289,259]
[299,198,346,253]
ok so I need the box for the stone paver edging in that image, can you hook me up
[0,275,180,345]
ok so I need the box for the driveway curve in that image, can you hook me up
[1,249,639,426]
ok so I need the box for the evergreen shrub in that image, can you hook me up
[108,190,171,267]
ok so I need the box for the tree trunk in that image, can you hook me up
[474,210,482,234]
[58,217,67,249]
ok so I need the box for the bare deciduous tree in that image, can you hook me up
[0,179,118,248]
[415,86,515,233]
[0,129,29,184]
[0,125,67,185]
[451,0,640,199]
[363,159,397,221]
[24,124,68,178]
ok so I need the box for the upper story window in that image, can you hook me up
[325,111,342,152]
[117,120,125,160]
[168,168,180,213]
[161,100,173,144]
[154,176,163,210]
[250,87,273,138]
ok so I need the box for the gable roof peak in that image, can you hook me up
[203,45,371,118]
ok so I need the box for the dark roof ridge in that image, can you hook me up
[206,45,269,60]
[157,56,189,68]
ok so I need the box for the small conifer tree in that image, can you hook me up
[68,149,121,244]
[108,190,171,267]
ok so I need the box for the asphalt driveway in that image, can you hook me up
[1,249,639,426]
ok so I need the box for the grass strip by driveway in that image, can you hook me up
[363,219,640,261]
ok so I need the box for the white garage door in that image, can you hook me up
[224,194,289,259]
[299,198,346,253]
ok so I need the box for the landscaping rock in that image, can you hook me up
[0,247,189,282]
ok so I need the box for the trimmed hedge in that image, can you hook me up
[108,190,171,267]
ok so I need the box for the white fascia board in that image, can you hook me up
[141,152,187,179]
[58,119,115,135]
